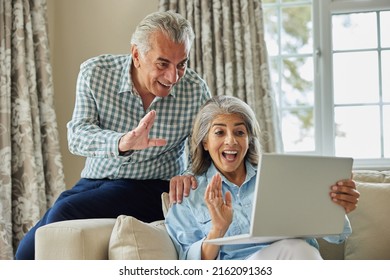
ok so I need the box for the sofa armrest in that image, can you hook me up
[35,218,116,260]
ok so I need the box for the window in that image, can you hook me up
[263,0,390,169]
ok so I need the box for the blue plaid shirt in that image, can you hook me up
[67,54,211,180]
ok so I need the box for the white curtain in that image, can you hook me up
[159,0,283,152]
[0,0,66,259]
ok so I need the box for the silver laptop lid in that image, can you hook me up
[250,153,353,237]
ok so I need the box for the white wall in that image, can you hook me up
[47,0,159,188]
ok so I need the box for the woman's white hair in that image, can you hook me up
[191,95,262,175]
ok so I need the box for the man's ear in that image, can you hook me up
[131,45,140,68]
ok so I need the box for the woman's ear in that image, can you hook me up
[202,140,208,151]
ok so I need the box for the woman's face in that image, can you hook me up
[203,113,249,183]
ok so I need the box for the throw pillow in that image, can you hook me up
[108,215,178,260]
[161,192,170,217]
[345,181,390,259]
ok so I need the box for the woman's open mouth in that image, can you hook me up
[222,150,238,162]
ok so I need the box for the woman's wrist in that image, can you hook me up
[206,228,226,240]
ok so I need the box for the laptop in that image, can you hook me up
[204,153,353,245]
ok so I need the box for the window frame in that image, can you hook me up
[316,0,390,169]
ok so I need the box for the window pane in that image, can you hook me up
[384,105,390,158]
[282,108,314,152]
[282,57,314,107]
[380,11,390,48]
[382,50,390,102]
[264,7,279,56]
[281,5,312,54]
[335,106,381,158]
[332,12,377,51]
[333,51,379,104]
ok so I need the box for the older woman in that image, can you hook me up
[165,95,360,260]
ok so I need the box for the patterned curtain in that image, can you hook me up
[0,0,66,259]
[159,0,283,152]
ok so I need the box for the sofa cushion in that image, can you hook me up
[36,218,116,260]
[352,170,390,183]
[345,171,390,259]
[108,215,178,260]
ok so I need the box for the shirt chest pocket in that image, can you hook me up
[151,122,190,143]
[193,210,213,235]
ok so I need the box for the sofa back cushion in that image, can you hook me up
[345,170,390,259]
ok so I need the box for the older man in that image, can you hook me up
[15,11,211,260]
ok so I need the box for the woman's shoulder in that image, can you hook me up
[195,173,209,188]
[184,174,207,201]
[167,174,209,217]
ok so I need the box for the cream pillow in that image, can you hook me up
[161,192,170,217]
[108,215,177,260]
[345,181,390,259]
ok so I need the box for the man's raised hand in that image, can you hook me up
[118,110,167,152]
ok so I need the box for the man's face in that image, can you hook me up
[132,31,190,98]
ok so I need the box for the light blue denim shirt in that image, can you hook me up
[165,161,352,260]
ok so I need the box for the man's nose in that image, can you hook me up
[166,65,179,83]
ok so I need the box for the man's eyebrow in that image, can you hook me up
[156,57,189,64]
[179,58,189,64]
[156,57,170,63]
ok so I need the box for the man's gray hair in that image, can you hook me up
[131,11,195,56]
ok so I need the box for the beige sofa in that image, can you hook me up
[35,170,390,260]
